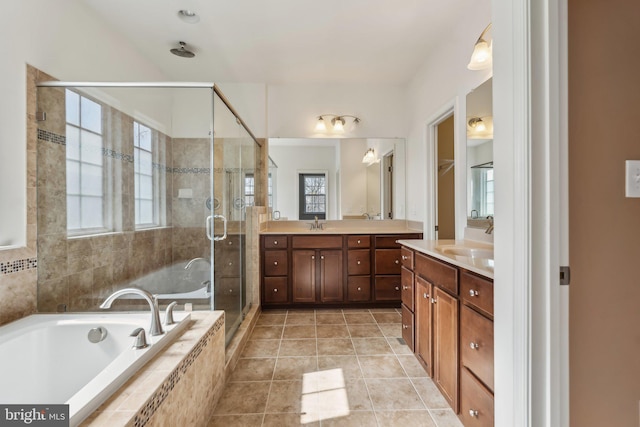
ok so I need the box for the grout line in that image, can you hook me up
[260,309,287,427]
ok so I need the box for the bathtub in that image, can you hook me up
[0,312,191,426]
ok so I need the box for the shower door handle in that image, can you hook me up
[206,215,213,240]
[212,214,228,241]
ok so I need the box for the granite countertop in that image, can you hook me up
[398,239,494,279]
[260,220,422,235]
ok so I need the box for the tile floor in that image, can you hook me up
[209,308,464,427]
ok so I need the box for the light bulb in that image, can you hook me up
[467,39,492,70]
[332,117,345,132]
[315,117,326,132]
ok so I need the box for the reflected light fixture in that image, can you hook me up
[467,23,492,70]
[468,117,487,132]
[314,114,360,133]
[362,148,376,165]
[177,9,200,24]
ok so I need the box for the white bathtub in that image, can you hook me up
[0,312,191,426]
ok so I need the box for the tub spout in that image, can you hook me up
[100,288,164,336]
[184,257,211,270]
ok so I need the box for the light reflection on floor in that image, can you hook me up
[300,368,350,423]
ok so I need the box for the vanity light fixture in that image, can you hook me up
[362,148,377,165]
[468,117,487,132]
[178,9,200,24]
[467,23,492,70]
[314,115,361,133]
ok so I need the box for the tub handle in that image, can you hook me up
[165,301,178,326]
[130,328,149,349]
[87,326,108,343]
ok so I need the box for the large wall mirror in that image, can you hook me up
[466,78,493,227]
[268,138,406,220]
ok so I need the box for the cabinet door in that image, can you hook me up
[433,286,459,412]
[292,250,316,303]
[264,277,288,304]
[320,250,344,302]
[415,276,433,377]
[375,248,402,275]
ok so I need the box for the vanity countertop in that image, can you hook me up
[259,220,422,236]
[397,239,494,280]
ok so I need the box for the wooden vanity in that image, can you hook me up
[399,240,494,427]
[260,232,421,308]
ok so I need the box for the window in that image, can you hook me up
[65,89,104,231]
[299,173,326,219]
[470,167,494,217]
[243,173,274,208]
[134,121,155,226]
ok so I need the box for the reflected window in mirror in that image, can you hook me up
[133,121,156,227]
[469,163,494,218]
[299,173,326,220]
[243,173,274,208]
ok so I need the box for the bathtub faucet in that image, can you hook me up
[99,288,164,336]
[184,257,211,270]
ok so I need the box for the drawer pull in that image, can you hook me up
[431,297,436,304]
[469,289,479,297]
[402,324,408,329]
[357,287,362,291]
[228,241,233,245]
[403,285,408,290]
[395,286,400,291]
[312,255,315,260]
[357,239,361,244]
[395,259,400,264]
[273,240,278,245]
[470,342,479,350]
[321,255,325,260]
[357,260,361,265]
[469,409,479,418]
[273,261,278,266]
[402,255,408,260]
[423,292,429,299]
[273,288,278,293]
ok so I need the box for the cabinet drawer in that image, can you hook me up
[459,367,494,427]
[292,235,343,249]
[263,235,287,249]
[216,251,241,276]
[348,249,370,275]
[264,250,288,276]
[374,276,402,301]
[401,304,415,351]
[375,249,402,275]
[264,277,288,303]
[401,266,414,311]
[415,253,458,295]
[376,234,422,248]
[461,271,493,317]
[401,247,414,269]
[347,276,371,302]
[460,305,494,391]
[348,235,370,248]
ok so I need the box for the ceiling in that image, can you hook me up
[84,0,467,84]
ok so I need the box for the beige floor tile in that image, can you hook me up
[256,314,286,326]
[387,337,414,355]
[317,338,355,356]
[262,309,288,314]
[378,323,402,338]
[273,356,318,380]
[343,313,376,324]
[283,324,317,339]
[208,414,264,426]
[366,378,426,411]
[348,324,384,338]
[316,324,350,339]
[229,358,276,382]
[372,312,402,323]
[315,308,343,313]
[411,378,450,409]
[340,308,371,313]
[429,409,464,427]
[265,380,306,413]
[316,313,346,324]
[279,339,317,357]
[358,355,407,379]
[368,308,399,313]
[213,381,270,414]
[262,413,320,426]
[397,354,429,377]
[319,411,378,426]
[375,410,437,427]
[286,313,316,325]
[251,325,284,340]
[317,355,363,379]
[352,338,394,355]
[241,339,281,358]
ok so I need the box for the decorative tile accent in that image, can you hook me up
[0,258,37,275]
[37,129,65,145]
[132,314,225,427]
[171,167,211,174]
[152,163,171,173]
[102,148,134,163]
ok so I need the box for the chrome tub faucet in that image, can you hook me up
[100,288,164,336]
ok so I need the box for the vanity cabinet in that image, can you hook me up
[415,275,433,376]
[261,232,421,308]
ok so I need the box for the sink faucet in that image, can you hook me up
[485,216,494,234]
[184,257,210,270]
[309,216,324,230]
[99,288,164,336]
[362,213,371,220]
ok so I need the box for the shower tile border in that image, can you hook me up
[0,258,38,275]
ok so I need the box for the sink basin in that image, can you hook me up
[436,246,494,259]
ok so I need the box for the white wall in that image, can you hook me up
[0,0,167,247]
[339,139,368,216]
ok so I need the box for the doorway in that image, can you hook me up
[382,152,394,219]
[436,115,455,240]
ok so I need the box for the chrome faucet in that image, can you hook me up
[99,288,164,336]
[310,216,324,230]
[485,216,494,234]
[362,213,371,220]
[184,257,210,270]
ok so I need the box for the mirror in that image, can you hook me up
[466,78,493,227]
[268,138,405,220]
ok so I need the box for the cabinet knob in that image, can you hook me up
[469,409,479,418]
[357,239,361,244]
[357,260,361,265]
[403,285,408,290]
[423,292,429,299]
[273,240,278,245]
[470,342,479,350]
[273,288,278,293]
[321,255,325,260]
[312,255,315,260]
[273,261,278,266]
[228,262,233,266]
[395,259,400,264]
[357,287,362,291]
[469,289,479,297]
[402,255,408,260]
[228,241,233,245]
[402,324,408,329]
[395,286,400,291]
[431,297,436,304]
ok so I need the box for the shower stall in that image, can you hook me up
[35,82,260,344]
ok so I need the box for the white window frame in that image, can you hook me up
[133,121,158,228]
